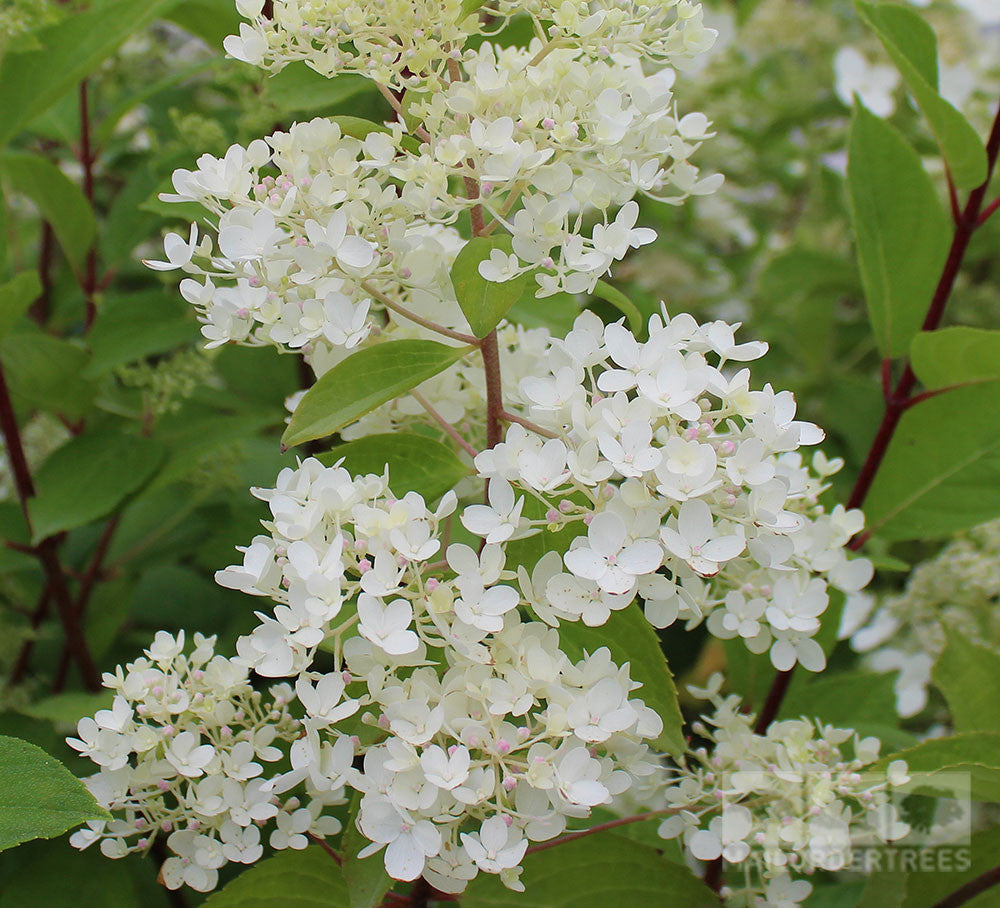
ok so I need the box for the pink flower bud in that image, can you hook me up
[542,117,555,129]
[496,739,511,755]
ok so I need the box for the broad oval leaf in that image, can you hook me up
[932,630,1000,736]
[558,603,684,755]
[266,66,372,114]
[847,104,951,358]
[0,0,175,148]
[863,381,1000,540]
[0,735,109,852]
[0,154,96,273]
[463,832,718,907]
[857,1,988,190]
[29,430,165,543]
[910,326,1000,389]
[0,271,42,341]
[591,280,644,336]
[204,848,348,907]
[450,236,531,339]
[873,732,1000,803]
[320,433,473,501]
[282,340,470,448]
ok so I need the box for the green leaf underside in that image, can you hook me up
[450,236,532,338]
[203,848,348,907]
[557,603,684,755]
[909,326,1000,389]
[282,340,469,448]
[863,381,1000,540]
[847,104,951,358]
[591,281,644,335]
[320,433,472,502]
[0,735,109,852]
[29,431,165,543]
[857,1,988,190]
[463,833,718,907]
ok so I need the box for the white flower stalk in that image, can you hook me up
[644,675,910,905]
[67,633,344,892]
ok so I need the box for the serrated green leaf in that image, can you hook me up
[591,281,644,336]
[847,104,951,358]
[282,340,471,448]
[0,735,109,851]
[0,272,41,341]
[857,1,988,189]
[450,236,532,338]
[0,154,96,273]
[874,732,1000,803]
[933,630,1000,735]
[463,833,717,907]
[203,848,348,907]
[910,327,1000,390]
[29,431,165,543]
[864,381,1000,540]
[341,793,394,908]
[558,603,684,755]
[0,0,175,148]
[320,433,473,501]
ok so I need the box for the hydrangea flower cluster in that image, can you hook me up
[462,309,873,672]
[643,675,910,905]
[841,519,1000,717]
[66,632,343,892]
[226,0,716,92]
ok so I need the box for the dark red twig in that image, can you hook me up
[931,864,1000,908]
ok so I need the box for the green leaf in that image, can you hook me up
[450,236,532,338]
[0,154,96,273]
[167,0,241,48]
[933,630,1000,735]
[857,1,988,190]
[282,340,470,448]
[0,0,175,148]
[874,732,1000,803]
[864,381,1000,540]
[591,281,644,336]
[463,833,718,907]
[18,691,113,725]
[910,327,1000,389]
[0,735,109,851]
[0,327,95,419]
[558,603,684,755]
[203,847,348,907]
[83,292,194,377]
[897,824,1000,907]
[847,104,951,358]
[320,433,472,501]
[0,272,41,341]
[266,67,371,114]
[857,872,908,908]
[29,431,165,543]
[341,794,394,908]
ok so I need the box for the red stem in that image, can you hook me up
[7,586,51,686]
[78,80,99,332]
[931,865,1000,908]
[750,100,1000,745]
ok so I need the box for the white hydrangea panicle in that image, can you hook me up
[453,308,874,672]
[625,675,910,904]
[67,632,345,892]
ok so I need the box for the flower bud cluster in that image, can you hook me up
[650,675,910,905]
[842,518,1000,717]
[67,632,342,891]
[461,309,873,672]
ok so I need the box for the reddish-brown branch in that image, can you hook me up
[0,361,100,690]
[978,195,1000,226]
[525,810,673,856]
[53,514,120,691]
[307,833,342,865]
[7,585,51,686]
[931,864,1000,908]
[29,222,55,325]
[749,99,1000,752]
[78,80,99,332]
